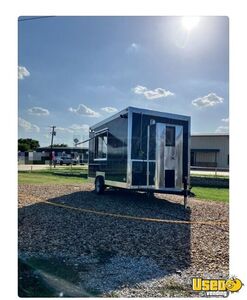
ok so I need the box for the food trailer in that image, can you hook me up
[86,107,191,207]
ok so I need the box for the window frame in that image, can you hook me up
[94,131,108,161]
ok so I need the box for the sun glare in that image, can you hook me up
[182,17,200,31]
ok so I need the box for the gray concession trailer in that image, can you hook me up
[87,107,191,206]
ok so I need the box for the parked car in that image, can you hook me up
[55,156,78,165]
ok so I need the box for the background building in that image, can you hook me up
[36,146,89,163]
[18,147,89,164]
[18,135,229,170]
[191,133,229,169]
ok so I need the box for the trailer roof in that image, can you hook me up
[90,106,190,130]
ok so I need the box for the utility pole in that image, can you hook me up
[49,126,56,167]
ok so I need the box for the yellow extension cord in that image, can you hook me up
[44,201,228,227]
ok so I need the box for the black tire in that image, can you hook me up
[95,176,105,194]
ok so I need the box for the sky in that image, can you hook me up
[18,16,229,147]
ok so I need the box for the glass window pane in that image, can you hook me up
[95,133,107,159]
[166,126,175,146]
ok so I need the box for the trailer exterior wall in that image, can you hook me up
[88,114,128,184]
[88,107,190,193]
[129,110,190,190]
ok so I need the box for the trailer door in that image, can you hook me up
[155,123,183,189]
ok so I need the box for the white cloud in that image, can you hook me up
[18,117,40,132]
[133,85,175,100]
[28,106,50,116]
[69,124,89,131]
[18,66,30,80]
[69,104,100,117]
[127,43,140,54]
[133,85,148,94]
[215,126,229,133]
[54,124,89,134]
[32,125,40,132]
[221,118,229,122]
[144,88,175,99]
[192,93,224,108]
[56,127,73,133]
[101,107,118,113]
[42,125,90,146]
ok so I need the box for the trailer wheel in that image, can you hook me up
[95,176,105,194]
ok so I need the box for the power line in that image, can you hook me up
[18,16,56,22]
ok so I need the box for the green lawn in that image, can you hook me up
[191,174,229,179]
[192,186,229,202]
[18,170,88,184]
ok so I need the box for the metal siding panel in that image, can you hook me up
[191,135,229,168]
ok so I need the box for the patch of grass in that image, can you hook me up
[22,166,88,175]
[18,171,88,184]
[191,174,229,179]
[192,186,229,202]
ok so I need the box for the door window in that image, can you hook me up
[166,126,175,146]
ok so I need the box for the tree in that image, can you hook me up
[18,138,40,151]
[18,143,29,152]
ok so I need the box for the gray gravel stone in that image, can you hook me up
[18,183,229,297]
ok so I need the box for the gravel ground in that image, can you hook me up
[18,183,229,297]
